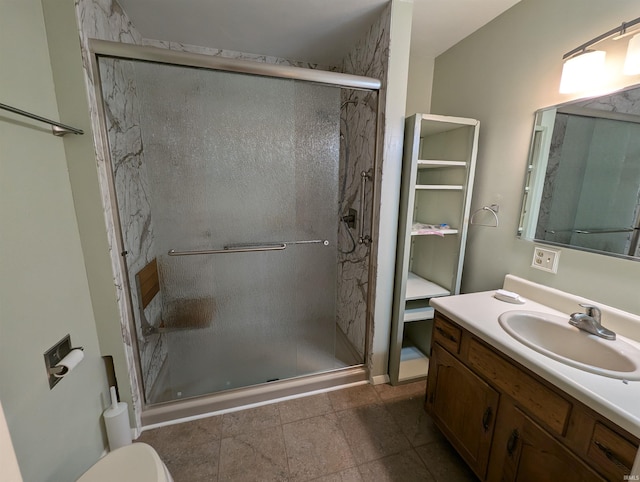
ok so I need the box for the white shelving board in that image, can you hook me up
[398,345,429,380]
[411,228,459,236]
[405,272,450,300]
[404,306,435,323]
[415,185,464,191]
[417,160,467,168]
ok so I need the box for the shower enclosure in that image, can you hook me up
[93,43,380,407]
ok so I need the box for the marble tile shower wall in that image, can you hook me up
[76,0,389,421]
[338,4,390,362]
[98,57,166,403]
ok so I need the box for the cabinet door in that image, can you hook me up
[500,405,605,482]
[426,344,499,479]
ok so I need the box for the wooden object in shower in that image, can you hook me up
[135,258,215,333]
[137,258,160,310]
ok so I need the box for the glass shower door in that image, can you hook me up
[99,57,341,402]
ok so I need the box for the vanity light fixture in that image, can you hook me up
[559,50,606,94]
[623,33,640,75]
[560,15,640,93]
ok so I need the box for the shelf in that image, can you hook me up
[417,160,467,168]
[398,345,429,381]
[404,306,435,323]
[415,185,464,191]
[405,272,450,300]
[411,228,459,236]
[391,113,479,386]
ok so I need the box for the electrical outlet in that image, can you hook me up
[532,246,560,273]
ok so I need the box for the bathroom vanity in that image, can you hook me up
[426,275,640,481]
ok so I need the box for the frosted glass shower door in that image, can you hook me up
[100,57,341,402]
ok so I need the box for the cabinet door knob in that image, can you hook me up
[435,326,456,342]
[507,429,520,456]
[482,406,493,432]
[594,440,627,469]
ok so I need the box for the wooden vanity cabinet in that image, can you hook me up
[427,344,499,477]
[425,312,639,481]
[493,402,605,481]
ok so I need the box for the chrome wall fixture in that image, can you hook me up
[358,170,373,245]
[0,102,84,137]
[168,239,330,256]
[470,205,500,228]
[560,16,640,93]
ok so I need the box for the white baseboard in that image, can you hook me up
[370,374,390,385]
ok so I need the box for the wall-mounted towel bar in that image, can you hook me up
[470,205,499,227]
[0,102,84,137]
[168,239,329,256]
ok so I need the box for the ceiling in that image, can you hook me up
[117,0,521,66]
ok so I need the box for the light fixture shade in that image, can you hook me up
[559,50,606,93]
[623,33,640,75]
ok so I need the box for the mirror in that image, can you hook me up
[519,85,640,260]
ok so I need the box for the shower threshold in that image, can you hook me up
[141,365,368,427]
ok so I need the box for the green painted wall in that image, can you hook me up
[430,0,640,315]
[0,0,109,480]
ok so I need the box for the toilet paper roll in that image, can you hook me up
[53,349,84,378]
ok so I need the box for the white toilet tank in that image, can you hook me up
[77,443,173,482]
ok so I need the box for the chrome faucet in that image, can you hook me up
[569,303,616,340]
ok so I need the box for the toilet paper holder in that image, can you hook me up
[44,334,84,389]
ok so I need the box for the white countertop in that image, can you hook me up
[430,289,640,440]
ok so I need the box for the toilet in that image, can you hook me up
[77,443,173,481]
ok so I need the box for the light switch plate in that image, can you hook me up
[532,246,560,273]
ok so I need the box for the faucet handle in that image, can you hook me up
[579,303,601,322]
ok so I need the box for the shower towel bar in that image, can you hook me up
[168,239,329,256]
[545,227,634,234]
[0,102,84,137]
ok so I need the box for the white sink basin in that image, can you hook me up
[498,310,640,380]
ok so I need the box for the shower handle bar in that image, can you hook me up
[168,244,286,256]
[168,239,330,256]
[359,170,372,245]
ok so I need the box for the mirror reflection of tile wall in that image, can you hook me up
[529,85,640,258]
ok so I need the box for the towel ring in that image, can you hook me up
[470,206,499,227]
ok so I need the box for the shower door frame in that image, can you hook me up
[87,39,383,427]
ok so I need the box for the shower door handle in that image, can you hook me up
[168,243,287,256]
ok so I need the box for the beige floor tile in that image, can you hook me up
[327,384,380,411]
[357,449,435,482]
[133,382,473,481]
[168,462,218,482]
[221,403,281,437]
[308,467,363,482]
[163,440,220,481]
[278,393,333,424]
[384,396,444,447]
[137,414,222,449]
[337,403,411,464]
[218,425,289,481]
[284,414,356,481]
[138,429,220,469]
[415,441,478,482]
[374,380,426,402]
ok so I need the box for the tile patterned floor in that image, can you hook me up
[136,380,479,482]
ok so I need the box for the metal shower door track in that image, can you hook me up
[89,39,381,91]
